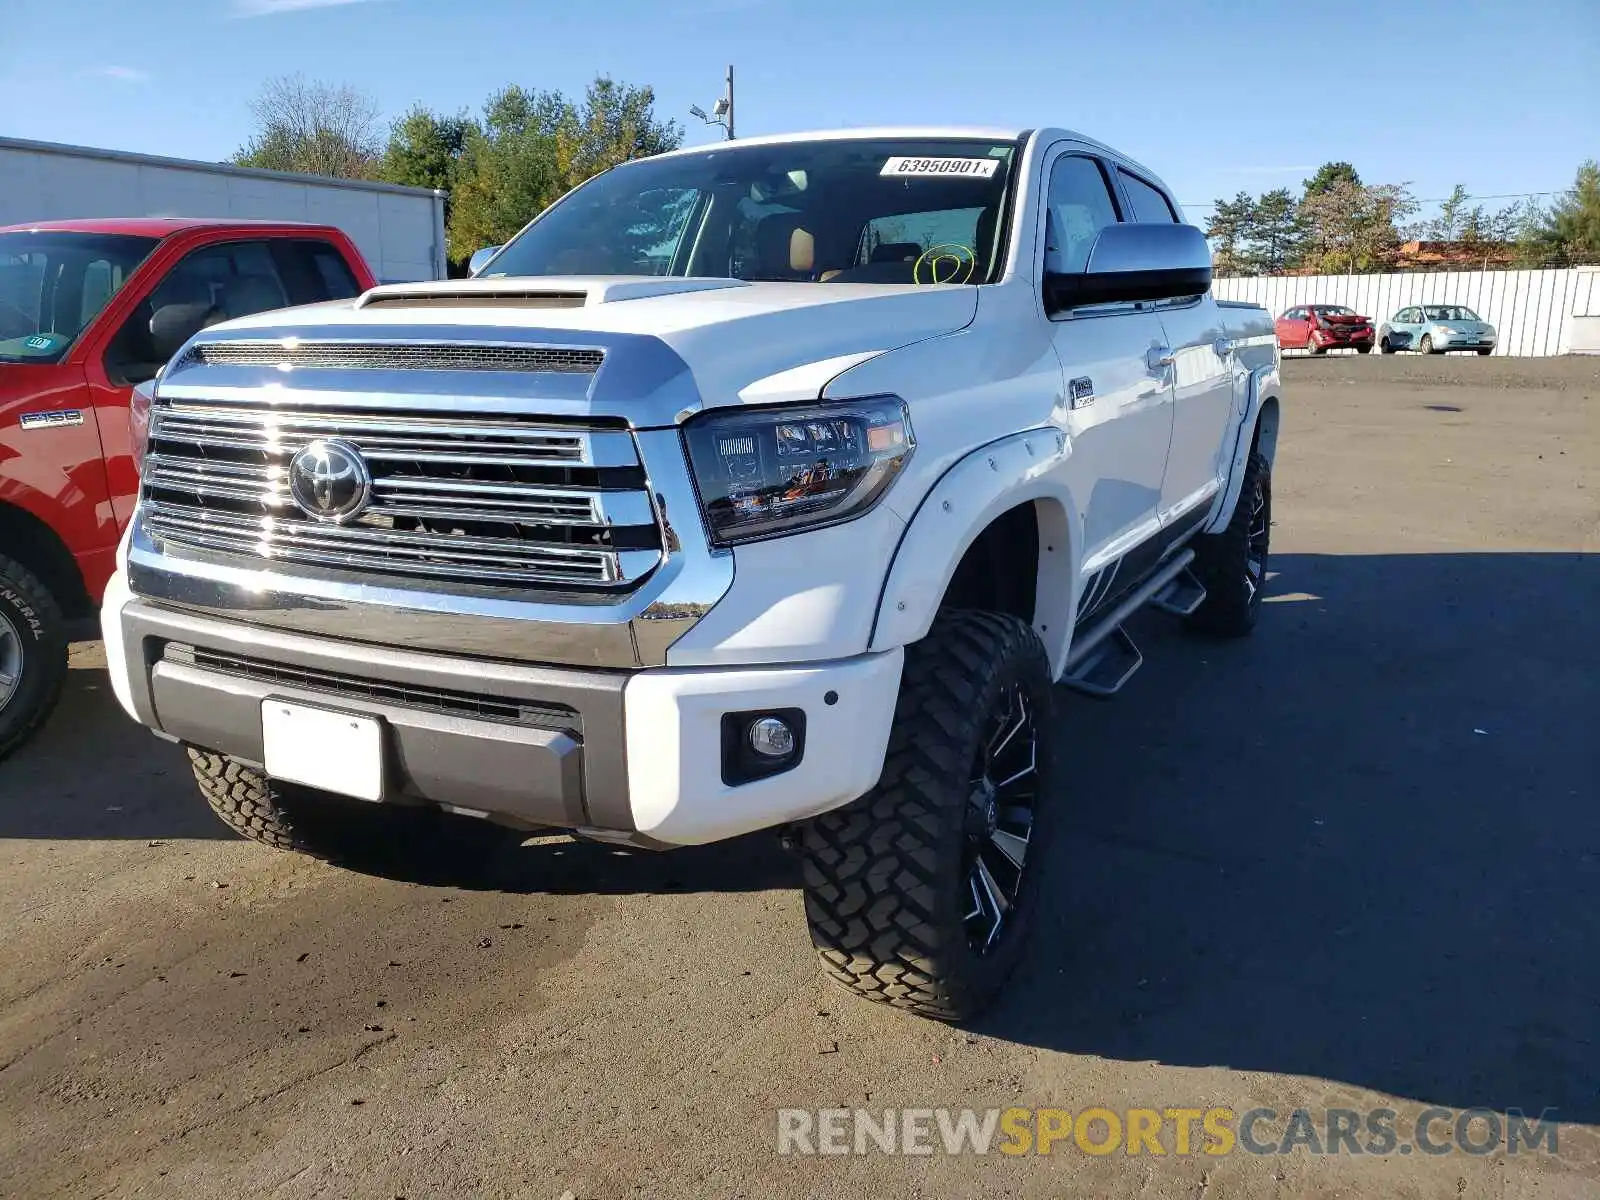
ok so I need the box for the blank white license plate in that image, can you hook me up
[261,700,384,801]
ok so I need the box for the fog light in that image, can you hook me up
[721,707,807,786]
[749,716,796,759]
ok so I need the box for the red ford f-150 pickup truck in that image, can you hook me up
[0,218,374,758]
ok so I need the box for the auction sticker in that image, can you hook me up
[880,157,999,179]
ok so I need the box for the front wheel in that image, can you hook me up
[1477,348,1492,356]
[1305,337,1325,356]
[1356,344,1372,354]
[801,610,1056,1022]
[0,554,68,762]
[1419,334,1438,355]
[1380,336,1396,354]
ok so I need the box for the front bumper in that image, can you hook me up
[102,570,903,847]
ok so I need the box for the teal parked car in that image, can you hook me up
[1378,305,1497,355]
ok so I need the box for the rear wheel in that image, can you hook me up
[1187,450,1271,638]
[0,554,68,762]
[801,610,1056,1022]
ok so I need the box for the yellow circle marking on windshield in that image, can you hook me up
[913,244,977,285]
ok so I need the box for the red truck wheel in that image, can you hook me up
[0,555,68,761]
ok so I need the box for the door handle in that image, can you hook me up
[1145,346,1174,375]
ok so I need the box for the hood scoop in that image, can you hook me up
[355,275,748,310]
[360,289,587,310]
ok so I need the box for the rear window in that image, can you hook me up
[1117,171,1178,223]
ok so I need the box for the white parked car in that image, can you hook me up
[102,127,1282,1020]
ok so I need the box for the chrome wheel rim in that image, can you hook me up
[1244,475,1270,603]
[962,683,1038,954]
[0,609,22,714]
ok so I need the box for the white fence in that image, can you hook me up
[1214,267,1600,356]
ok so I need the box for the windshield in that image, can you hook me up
[482,138,1021,286]
[1312,305,1355,315]
[0,232,160,364]
[1423,305,1480,322]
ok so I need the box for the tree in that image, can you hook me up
[382,106,477,194]
[1205,192,1255,275]
[1243,188,1304,273]
[1428,184,1471,240]
[1299,179,1419,274]
[1529,159,1600,264]
[233,75,381,179]
[448,77,682,256]
[1303,162,1362,198]
[381,107,480,266]
[448,85,573,255]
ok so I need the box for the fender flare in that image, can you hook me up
[1203,364,1281,533]
[869,428,1081,679]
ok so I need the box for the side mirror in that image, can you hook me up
[1045,223,1212,313]
[468,245,503,276]
[148,302,217,363]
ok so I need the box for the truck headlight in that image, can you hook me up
[682,396,914,546]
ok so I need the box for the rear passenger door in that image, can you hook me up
[1115,168,1237,540]
[1041,149,1174,626]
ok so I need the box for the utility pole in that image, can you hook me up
[690,65,736,141]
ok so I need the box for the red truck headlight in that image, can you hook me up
[682,397,914,547]
[129,380,154,475]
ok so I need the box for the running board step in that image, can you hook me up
[1060,625,1143,698]
[1151,568,1207,617]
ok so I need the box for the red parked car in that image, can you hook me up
[0,218,375,757]
[1275,304,1375,354]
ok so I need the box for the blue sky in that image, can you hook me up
[3,0,1595,223]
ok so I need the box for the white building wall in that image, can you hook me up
[0,137,445,282]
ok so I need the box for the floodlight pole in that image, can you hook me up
[691,66,737,140]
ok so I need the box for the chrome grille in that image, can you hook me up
[180,342,604,374]
[141,400,662,593]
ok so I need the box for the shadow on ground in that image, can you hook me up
[5,551,1596,1120]
[982,551,1599,1125]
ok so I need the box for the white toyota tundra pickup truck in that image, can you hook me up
[102,127,1281,1020]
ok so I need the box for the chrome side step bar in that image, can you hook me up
[1060,550,1196,699]
[1151,567,1207,616]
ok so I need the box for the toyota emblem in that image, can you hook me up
[287,438,373,523]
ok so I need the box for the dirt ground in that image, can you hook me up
[2,354,1596,1199]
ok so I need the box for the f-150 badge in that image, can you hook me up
[1068,377,1095,409]
[19,410,85,430]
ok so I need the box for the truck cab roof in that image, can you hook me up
[0,217,347,238]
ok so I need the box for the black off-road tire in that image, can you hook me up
[187,748,368,856]
[1186,450,1272,638]
[0,554,69,762]
[187,747,518,876]
[800,610,1057,1022]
